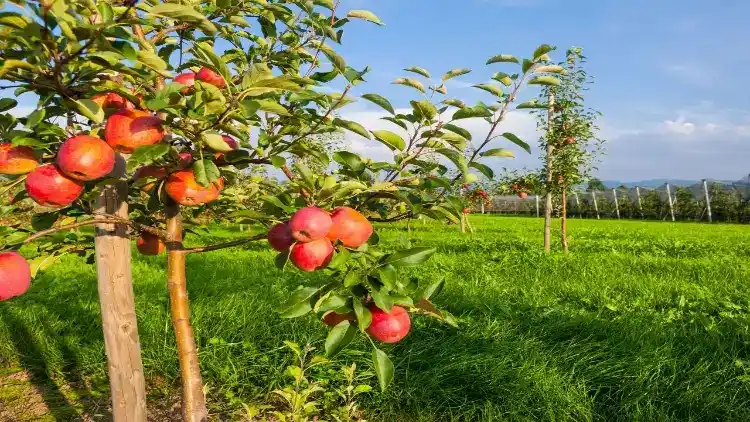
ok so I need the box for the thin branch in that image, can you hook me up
[150,23,191,44]
[370,212,413,223]
[280,164,311,200]
[182,233,266,254]
[23,216,165,244]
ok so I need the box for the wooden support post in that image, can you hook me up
[543,89,555,253]
[535,195,540,217]
[93,155,146,422]
[665,183,675,222]
[592,190,600,220]
[612,188,620,219]
[703,179,712,223]
[480,201,485,214]
[573,190,581,218]
[636,186,644,219]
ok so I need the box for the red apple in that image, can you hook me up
[565,136,575,145]
[0,143,37,175]
[56,135,115,181]
[0,252,31,301]
[136,232,166,256]
[518,192,528,199]
[511,183,519,191]
[289,207,333,243]
[366,305,411,344]
[177,152,193,169]
[267,222,294,252]
[164,169,224,206]
[196,67,226,89]
[105,109,164,153]
[174,72,196,94]
[462,208,471,214]
[134,165,168,192]
[289,238,333,272]
[322,311,355,327]
[25,164,83,207]
[326,207,373,248]
[92,92,133,114]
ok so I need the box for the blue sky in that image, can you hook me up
[333,0,750,181]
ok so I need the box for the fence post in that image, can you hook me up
[535,195,540,217]
[702,179,712,223]
[612,188,620,219]
[665,183,675,221]
[635,186,644,218]
[573,190,581,218]
[591,190,600,220]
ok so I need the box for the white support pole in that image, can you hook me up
[703,179,712,223]
[535,195,540,217]
[573,190,581,218]
[592,191,600,220]
[636,186,644,218]
[480,201,485,214]
[612,188,620,219]
[666,183,675,222]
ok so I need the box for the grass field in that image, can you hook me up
[2,215,750,421]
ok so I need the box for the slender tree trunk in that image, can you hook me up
[543,90,555,252]
[93,155,147,421]
[166,200,208,422]
[460,213,466,233]
[561,187,569,254]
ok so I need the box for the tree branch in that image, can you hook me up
[280,164,311,200]
[150,23,191,44]
[23,216,165,244]
[182,233,266,254]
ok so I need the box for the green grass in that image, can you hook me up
[2,216,750,420]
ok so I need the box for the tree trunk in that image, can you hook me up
[561,188,569,254]
[460,213,466,233]
[93,155,147,421]
[166,200,208,422]
[543,90,555,252]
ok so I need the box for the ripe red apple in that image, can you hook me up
[0,252,31,301]
[56,135,115,181]
[518,192,528,199]
[289,238,333,272]
[267,222,294,252]
[25,164,83,207]
[326,207,373,248]
[196,67,226,89]
[565,136,575,145]
[366,305,411,344]
[105,109,164,153]
[136,232,166,256]
[165,169,224,206]
[322,311,355,327]
[92,92,133,114]
[0,144,37,175]
[134,165,168,192]
[462,208,471,214]
[174,72,196,94]
[289,207,333,243]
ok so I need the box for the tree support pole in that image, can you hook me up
[561,187,569,253]
[543,89,555,252]
[702,179,712,223]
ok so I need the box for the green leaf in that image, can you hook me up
[361,94,394,114]
[352,297,371,331]
[384,247,436,267]
[410,100,438,121]
[279,301,312,318]
[442,99,467,108]
[0,98,17,113]
[369,287,392,313]
[202,131,233,152]
[522,59,534,73]
[252,99,291,116]
[193,159,221,187]
[73,99,104,123]
[377,264,397,291]
[470,162,494,179]
[333,118,371,139]
[502,132,531,153]
[347,9,384,25]
[372,348,394,392]
[535,65,566,74]
[328,247,350,269]
[491,72,513,87]
[382,116,408,131]
[31,213,58,231]
[516,100,548,109]
[480,148,514,158]
[149,3,217,35]
[126,144,170,172]
[436,148,467,173]
[25,109,45,128]
[371,130,406,151]
[442,123,472,141]
[486,54,520,65]
[472,84,504,97]
[325,321,357,357]
[314,0,335,9]
[441,68,471,81]
[532,44,554,60]
[452,106,491,120]
[344,270,363,287]
[404,66,431,78]
[136,50,172,77]
[333,151,365,172]
[528,76,561,86]
[393,78,425,93]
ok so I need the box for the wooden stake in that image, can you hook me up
[93,155,147,422]
[561,187,569,253]
[636,186,644,219]
[702,179,713,223]
[665,183,675,222]
[591,190,600,220]
[612,188,620,219]
[543,89,555,253]
[166,200,208,422]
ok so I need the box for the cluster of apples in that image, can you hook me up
[268,206,411,344]
[511,183,531,199]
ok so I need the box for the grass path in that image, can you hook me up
[2,216,750,420]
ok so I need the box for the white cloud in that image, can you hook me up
[660,116,696,136]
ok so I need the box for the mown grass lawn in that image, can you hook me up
[2,216,750,421]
